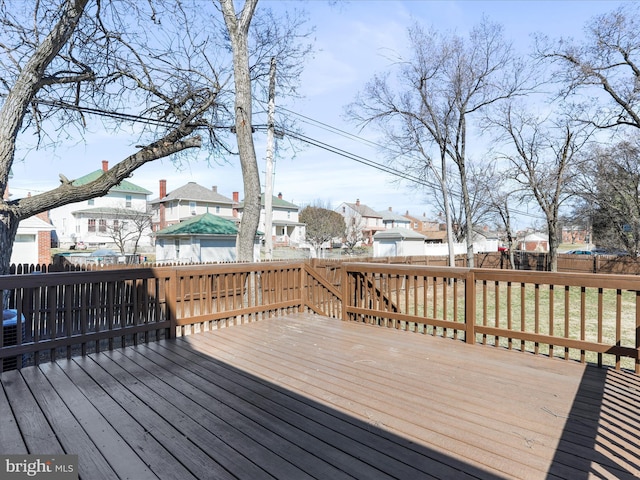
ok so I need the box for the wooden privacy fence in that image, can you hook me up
[3,260,640,374]
[343,263,640,373]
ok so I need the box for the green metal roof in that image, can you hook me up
[71,207,149,216]
[155,213,239,236]
[73,170,152,195]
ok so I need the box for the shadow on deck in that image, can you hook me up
[1,313,639,479]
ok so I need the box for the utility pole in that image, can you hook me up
[264,57,276,261]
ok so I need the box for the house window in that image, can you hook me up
[215,205,220,214]
[175,239,180,258]
[125,195,132,208]
[99,219,107,232]
[88,199,94,206]
[190,201,196,215]
[342,206,346,213]
[287,210,291,219]
[113,219,119,231]
[414,222,418,228]
[88,219,96,232]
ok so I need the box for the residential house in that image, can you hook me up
[562,225,590,245]
[519,232,549,252]
[237,193,305,247]
[336,199,384,245]
[10,213,55,266]
[154,212,261,263]
[379,207,411,230]
[468,226,500,253]
[404,211,448,243]
[149,180,237,232]
[5,171,55,266]
[48,161,153,250]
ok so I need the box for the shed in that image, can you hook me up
[373,228,427,257]
[154,213,261,263]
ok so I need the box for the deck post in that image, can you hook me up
[299,262,306,313]
[341,264,349,322]
[636,291,640,375]
[465,269,476,345]
[166,267,178,339]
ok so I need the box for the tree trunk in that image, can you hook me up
[221,0,260,263]
[547,218,559,272]
[0,0,90,275]
[0,212,19,277]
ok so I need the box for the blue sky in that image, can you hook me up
[9,0,626,225]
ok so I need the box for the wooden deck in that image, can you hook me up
[2,313,639,479]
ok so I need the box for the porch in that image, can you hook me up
[3,312,638,479]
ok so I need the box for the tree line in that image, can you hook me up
[347,3,640,271]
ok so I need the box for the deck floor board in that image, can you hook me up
[2,313,639,479]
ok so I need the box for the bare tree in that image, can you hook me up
[101,207,152,255]
[492,102,593,271]
[220,0,261,263]
[219,0,312,261]
[574,139,640,256]
[0,0,312,271]
[538,3,640,132]
[342,211,366,254]
[481,165,523,269]
[0,0,228,274]
[348,18,526,267]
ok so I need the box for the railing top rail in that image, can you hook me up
[473,267,640,290]
[0,267,172,288]
[171,260,305,275]
[343,262,470,278]
[342,262,640,291]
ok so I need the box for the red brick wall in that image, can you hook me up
[37,230,51,264]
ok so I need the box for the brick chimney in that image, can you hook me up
[102,160,108,172]
[355,199,360,206]
[212,186,217,193]
[278,192,282,199]
[232,191,239,217]
[159,179,167,230]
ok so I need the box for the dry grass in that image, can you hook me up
[372,277,637,371]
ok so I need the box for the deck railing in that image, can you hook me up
[0,262,342,372]
[2,261,640,373]
[343,263,640,373]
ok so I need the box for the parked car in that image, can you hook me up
[564,249,592,255]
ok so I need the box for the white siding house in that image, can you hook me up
[336,199,384,245]
[149,180,237,232]
[237,193,305,247]
[10,216,55,266]
[48,161,152,251]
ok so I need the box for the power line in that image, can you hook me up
[276,110,545,221]
[24,96,544,221]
